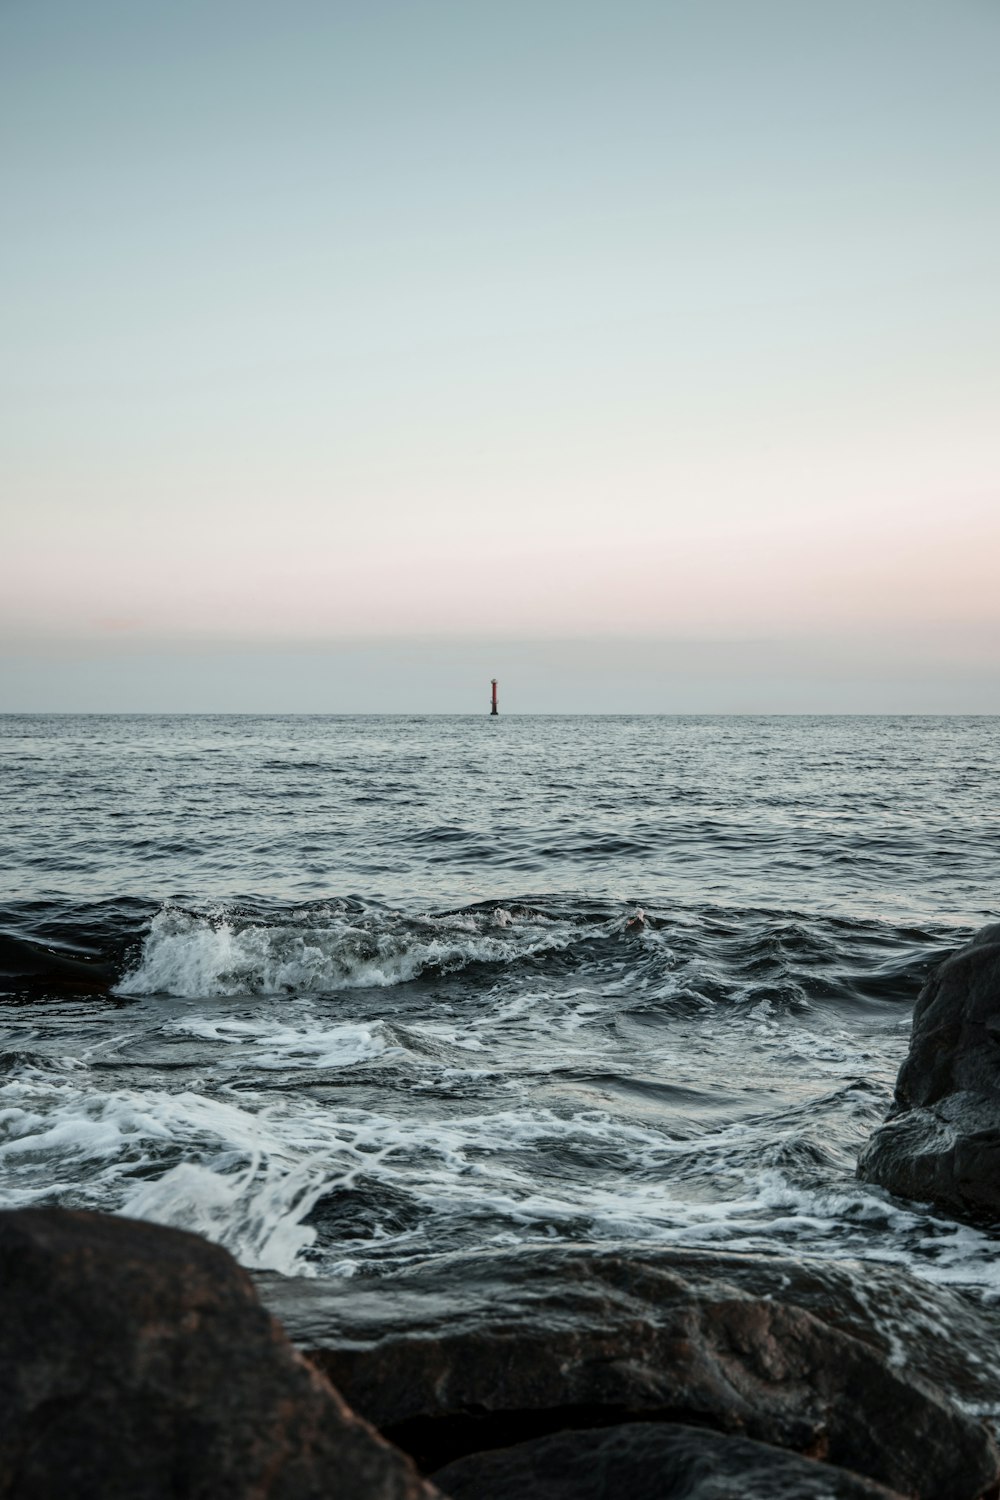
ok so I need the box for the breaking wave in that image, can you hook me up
[117,903,578,998]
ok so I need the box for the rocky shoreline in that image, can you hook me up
[3,925,1000,1498]
[259,1240,1000,1497]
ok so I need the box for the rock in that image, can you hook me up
[256,1243,1000,1500]
[858,923,1000,1224]
[0,1208,439,1500]
[432,1423,907,1499]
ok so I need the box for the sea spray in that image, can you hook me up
[117,903,576,997]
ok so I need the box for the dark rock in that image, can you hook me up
[858,923,1000,1224]
[0,1208,439,1500]
[432,1423,907,1499]
[256,1243,1000,1500]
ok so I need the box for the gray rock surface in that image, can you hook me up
[432,1423,907,1499]
[858,923,1000,1224]
[0,1208,439,1500]
[257,1243,1000,1500]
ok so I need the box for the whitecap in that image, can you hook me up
[116,905,576,998]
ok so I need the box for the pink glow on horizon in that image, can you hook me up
[4,487,998,649]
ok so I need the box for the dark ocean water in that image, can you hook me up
[1,714,998,1289]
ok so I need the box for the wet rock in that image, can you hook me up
[257,1243,1000,1500]
[0,1208,439,1500]
[858,923,1000,1225]
[432,1423,907,1499]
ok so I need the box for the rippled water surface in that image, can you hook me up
[1,715,998,1287]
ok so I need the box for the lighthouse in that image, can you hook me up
[490,679,499,716]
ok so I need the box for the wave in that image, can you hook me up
[2,893,956,1011]
[0,931,117,998]
[115,903,580,998]
[0,898,151,999]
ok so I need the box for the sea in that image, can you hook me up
[1,714,998,1295]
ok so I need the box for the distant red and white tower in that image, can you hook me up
[490,679,499,716]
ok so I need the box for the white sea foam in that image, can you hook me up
[122,1159,330,1275]
[117,905,574,998]
[163,1015,396,1070]
[5,1050,1000,1293]
[0,1068,392,1271]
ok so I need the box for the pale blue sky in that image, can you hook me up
[2,0,998,709]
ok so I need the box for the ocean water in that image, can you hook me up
[1,714,999,1291]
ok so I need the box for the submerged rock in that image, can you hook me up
[257,1243,1000,1500]
[858,922,1000,1225]
[432,1423,907,1499]
[0,1208,438,1500]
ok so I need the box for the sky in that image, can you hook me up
[2,0,998,711]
